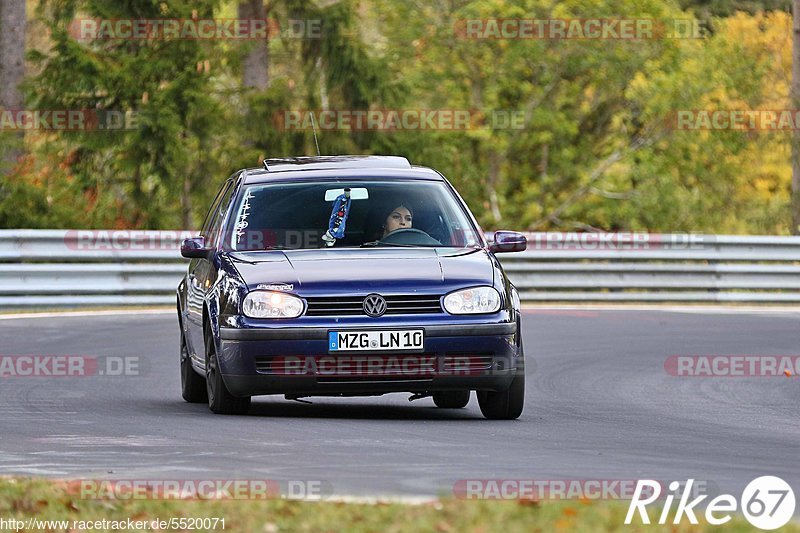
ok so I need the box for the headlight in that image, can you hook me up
[443,287,501,315]
[242,291,304,318]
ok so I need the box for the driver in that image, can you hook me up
[382,204,413,237]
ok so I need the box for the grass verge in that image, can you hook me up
[0,478,795,532]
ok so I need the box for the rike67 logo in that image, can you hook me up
[625,476,795,530]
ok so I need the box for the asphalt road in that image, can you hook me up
[0,308,798,501]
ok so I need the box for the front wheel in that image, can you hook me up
[477,371,524,420]
[432,390,470,408]
[180,332,207,403]
[205,327,251,415]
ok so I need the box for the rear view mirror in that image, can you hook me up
[181,237,212,259]
[489,231,527,253]
[325,187,369,201]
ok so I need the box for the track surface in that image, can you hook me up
[0,309,798,499]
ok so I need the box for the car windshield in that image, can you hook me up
[225,179,482,251]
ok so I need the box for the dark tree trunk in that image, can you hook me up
[0,0,27,171]
[239,0,270,90]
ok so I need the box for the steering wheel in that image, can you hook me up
[380,228,441,246]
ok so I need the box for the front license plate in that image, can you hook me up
[328,330,424,352]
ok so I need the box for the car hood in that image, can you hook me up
[227,248,494,294]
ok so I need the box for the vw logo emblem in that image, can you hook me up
[363,294,387,318]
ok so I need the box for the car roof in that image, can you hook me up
[239,155,444,185]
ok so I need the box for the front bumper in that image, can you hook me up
[216,321,521,397]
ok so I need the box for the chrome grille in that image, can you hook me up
[305,295,442,316]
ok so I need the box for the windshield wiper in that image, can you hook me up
[232,246,292,252]
[360,241,418,248]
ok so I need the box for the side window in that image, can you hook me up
[200,180,231,237]
[205,180,236,248]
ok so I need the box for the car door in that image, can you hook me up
[186,179,235,363]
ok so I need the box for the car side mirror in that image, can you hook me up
[181,237,212,259]
[489,231,527,253]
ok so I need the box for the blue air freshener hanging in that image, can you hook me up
[321,189,352,247]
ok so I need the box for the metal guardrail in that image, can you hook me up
[1,230,799,307]
[0,230,185,307]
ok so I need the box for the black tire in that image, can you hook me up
[478,325,526,420]
[477,370,524,420]
[432,390,470,408]
[205,327,251,415]
[180,332,208,403]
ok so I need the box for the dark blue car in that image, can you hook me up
[177,155,527,419]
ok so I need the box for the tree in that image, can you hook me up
[0,0,27,173]
[793,0,800,234]
[28,0,230,229]
[240,0,270,90]
[373,0,687,230]
[373,0,793,233]
[679,0,791,17]
[5,0,796,234]
[8,0,392,229]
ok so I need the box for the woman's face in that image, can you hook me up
[383,206,413,236]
